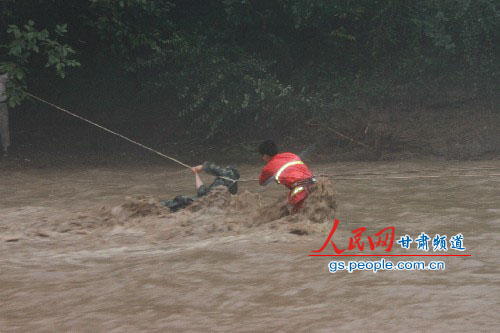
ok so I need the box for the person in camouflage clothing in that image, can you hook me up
[160,161,240,212]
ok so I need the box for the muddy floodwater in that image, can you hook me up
[1,160,499,331]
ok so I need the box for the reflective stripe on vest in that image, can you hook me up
[290,186,305,197]
[274,160,304,184]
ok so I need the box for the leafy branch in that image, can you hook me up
[0,20,80,106]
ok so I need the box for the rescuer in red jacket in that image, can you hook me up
[258,140,316,213]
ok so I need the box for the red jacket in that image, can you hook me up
[259,153,313,190]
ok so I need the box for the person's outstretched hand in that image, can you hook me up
[191,165,203,174]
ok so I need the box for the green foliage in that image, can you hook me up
[139,32,312,138]
[0,0,497,135]
[0,20,80,106]
[86,0,174,71]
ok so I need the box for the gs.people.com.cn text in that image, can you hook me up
[328,258,445,273]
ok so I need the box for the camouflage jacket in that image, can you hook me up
[160,161,240,211]
[197,161,240,196]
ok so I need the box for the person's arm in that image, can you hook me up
[194,172,203,190]
[192,166,204,190]
[259,164,274,186]
[192,165,210,196]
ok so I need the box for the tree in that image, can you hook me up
[0,20,80,106]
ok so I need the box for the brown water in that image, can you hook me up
[1,160,499,331]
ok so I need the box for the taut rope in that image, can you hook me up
[27,93,499,183]
[27,92,192,169]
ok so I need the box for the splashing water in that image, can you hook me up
[2,178,337,242]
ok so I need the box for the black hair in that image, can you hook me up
[258,140,279,157]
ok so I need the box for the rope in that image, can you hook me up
[317,166,499,178]
[234,171,500,183]
[26,93,499,184]
[27,92,192,169]
[319,173,500,180]
[27,92,249,184]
